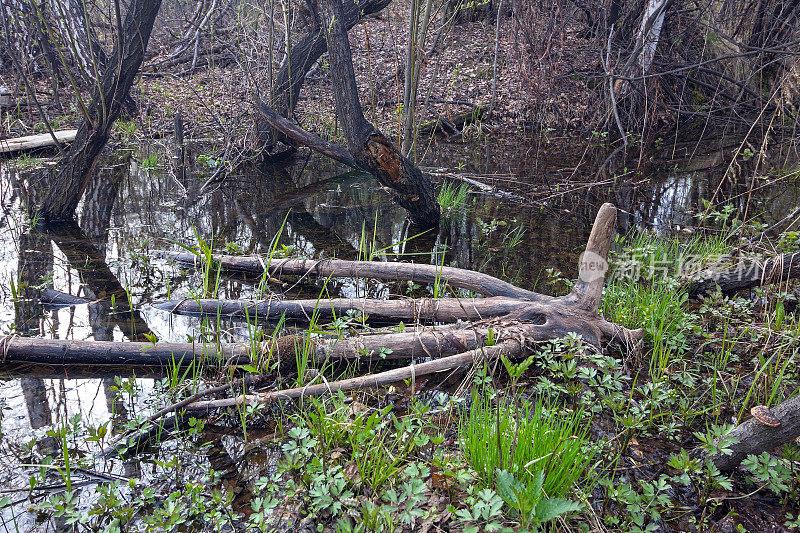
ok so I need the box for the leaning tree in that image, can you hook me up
[37,0,162,222]
[256,0,441,228]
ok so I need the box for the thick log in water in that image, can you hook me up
[687,252,800,298]
[0,336,250,366]
[152,296,523,325]
[157,251,539,299]
[708,395,800,471]
[0,326,481,367]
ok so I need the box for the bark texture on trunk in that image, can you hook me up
[48,0,108,84]
[0,337,250,367]
[687,252,800,298]
[319,0,439,227]
[708,395,800,471]
[39,0,161,222]
[255,0,391,150]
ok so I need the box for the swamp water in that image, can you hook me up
[0,137,798,530]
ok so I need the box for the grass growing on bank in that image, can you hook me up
[601,231,730,378]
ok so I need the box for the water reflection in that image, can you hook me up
[0,138,798,528]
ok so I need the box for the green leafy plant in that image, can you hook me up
[495,469,582,530]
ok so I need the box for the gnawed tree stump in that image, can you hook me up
[256,0,440,227]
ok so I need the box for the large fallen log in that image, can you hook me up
[707,396,800,471]
[151,296,519,325]
[157,251,539,299]
[0,325,481,367]
[0,130,77,154]
[0,337,250,366]
[687,252,800,298]
[154,203,644,351]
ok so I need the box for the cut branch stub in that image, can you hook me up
[568,202,616,312]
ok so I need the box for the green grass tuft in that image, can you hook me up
[459,391,594,498]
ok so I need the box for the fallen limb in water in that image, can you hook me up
[0,325,481,367]
[185,338,524,411]
[154,203,643,352]
[103,374,270,457]
[0,337,250,366]
[707,396,800,471]
[0,129,77,154]
[157,252,537,299]
[687,252,800,298]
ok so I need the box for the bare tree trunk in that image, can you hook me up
[255,0,391,151]
[636,0,669,73]
[318,0,440,227]
[1,0,47,72]
[38,0,161,222]
[47,0,108,85]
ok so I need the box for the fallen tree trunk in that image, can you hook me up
[152,296,524,326]
[417,105,487,136]
[687,252,800,298]
[0,130,77,154]
[0,336,250,366]
[274,325,482,361]
[185,338,524,411]
[157,251,539,299]
[154,203,643,351]
[707,396,800,471]
[39,288,91,308]
[0,325,481,367]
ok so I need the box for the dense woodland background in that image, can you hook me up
[3,0,800,166]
